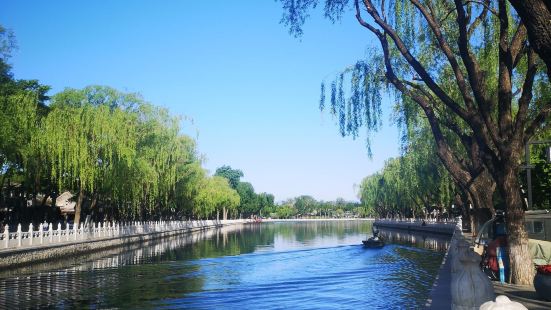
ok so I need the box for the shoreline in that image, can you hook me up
[0,220,249,270]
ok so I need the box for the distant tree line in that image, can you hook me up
[213,165,364,219]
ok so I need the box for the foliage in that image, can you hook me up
[214,165,243,189]
[277,0,551,284]
[194,176,240,219]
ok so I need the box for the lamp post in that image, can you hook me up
[522,140,551,210]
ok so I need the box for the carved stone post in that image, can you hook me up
[28,223,33,246]
[480,295,527,310]
[17,224,22,247]
[451,250,495,309]
[3,225,9,248]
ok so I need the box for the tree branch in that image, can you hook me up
[525,102,551,139]
[497,0,514,140]
[409,0,476,111]
[362,0,471,121]
[510,23,528,67]
[467,0,490,38]
[514,47,537,136]
[454,0,501,158]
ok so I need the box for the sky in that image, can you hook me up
[1,0,399,202]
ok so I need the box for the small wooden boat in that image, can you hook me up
[362,236,385,248]
[363,227,385,248]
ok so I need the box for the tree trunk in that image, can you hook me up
[223,206,227,221]
[90,193,98,210]
[497,165,535,285]
[509,0,551,79]
[466,173,496,235]
[74,187,84,227]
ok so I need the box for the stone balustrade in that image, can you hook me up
[0,219,246,250]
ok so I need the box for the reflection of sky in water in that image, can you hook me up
[0,221,448,309]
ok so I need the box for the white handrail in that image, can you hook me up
[0,219,247,250]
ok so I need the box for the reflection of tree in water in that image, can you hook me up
[0,223,279,309]
[378,228,450,252]
[388,247,444,303]
[361,228,448,305]
[275,221,373,243]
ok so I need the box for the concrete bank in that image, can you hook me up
[0,219,248,270]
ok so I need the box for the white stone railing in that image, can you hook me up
[0,219,247,250]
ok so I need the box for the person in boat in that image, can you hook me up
[372,227,380,241]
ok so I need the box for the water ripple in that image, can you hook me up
[0,222,446,309]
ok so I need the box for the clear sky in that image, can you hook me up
[1,0,399,202]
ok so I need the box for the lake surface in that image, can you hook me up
[0,221,449,309]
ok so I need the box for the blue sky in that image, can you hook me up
[1,0,399,202]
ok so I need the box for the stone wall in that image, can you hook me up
[374,219,456,235]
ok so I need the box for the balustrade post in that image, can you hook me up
[49,223,53,243]
[74,223,78,241]
[66,223,70,241]
[17,224,22,247]
[29,223,33,246]
[99,222,103,238]
[4,225,9,248]
[39,223,43,244]
[57,223,61,242]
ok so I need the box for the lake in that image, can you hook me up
[0,220,449,309]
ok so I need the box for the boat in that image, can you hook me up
[362,236,385,248]
[363,227,385,248]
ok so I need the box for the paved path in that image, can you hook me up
[493,282,551,310]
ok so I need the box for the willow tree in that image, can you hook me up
[194,176,240,220]
[279,0,551,284]
[0,26,50,204]
[397,96,496,232]
[98,95,200,220]
[360,151,455,219]
[40,87,139,225]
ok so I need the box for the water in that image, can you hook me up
[0,221,449,309]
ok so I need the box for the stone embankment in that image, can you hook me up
[374,218,456,235]
[0,219,248,269]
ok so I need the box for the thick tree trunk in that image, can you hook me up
[90,193,98,210]
[509,0,551,79]
[223,206,227,221]
[74,188,84,227]
[497,165,535,285]
[466,171,496,235]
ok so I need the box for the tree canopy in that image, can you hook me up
[278,0,550,284]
